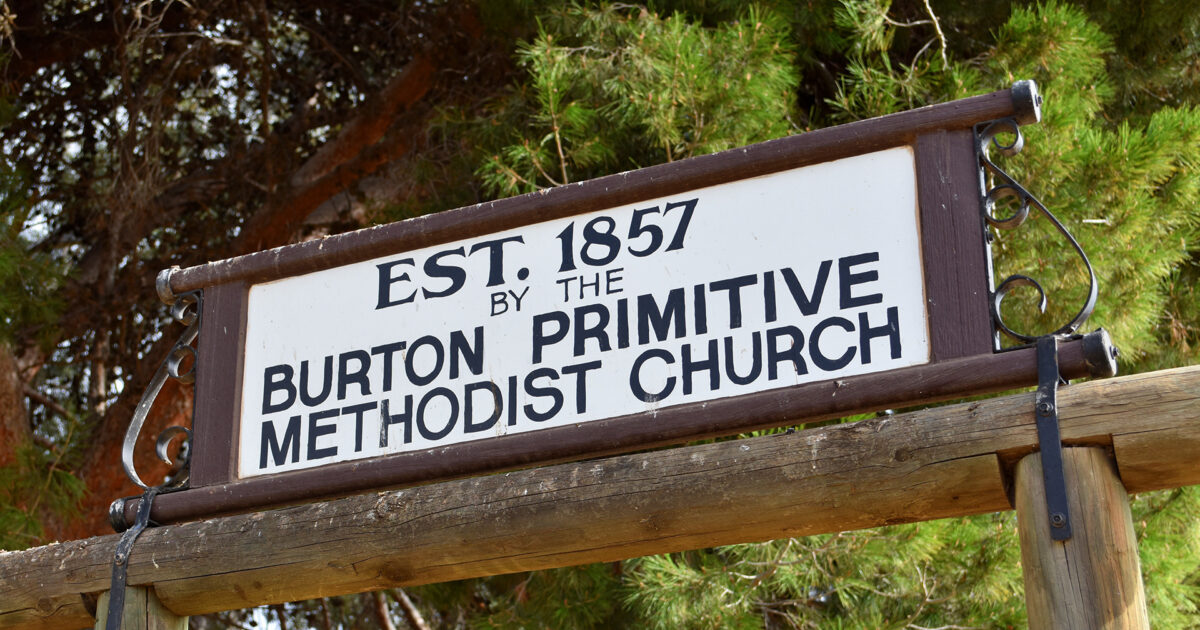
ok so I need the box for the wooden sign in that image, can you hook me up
[242,147,929,477]
[111,80,1116,526]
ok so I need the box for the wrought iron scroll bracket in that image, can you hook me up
[117,283,200,495]
[975,82,1098,346]
[1035,335,1072,541]
[106,267,199,628]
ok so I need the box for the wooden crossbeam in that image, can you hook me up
[2,365,1198,630]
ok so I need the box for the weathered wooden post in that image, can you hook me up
[93,588,186,630]
[1015,447,1149,629]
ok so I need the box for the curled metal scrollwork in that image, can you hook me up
[977,117,1098,344]
[120,286,200,491]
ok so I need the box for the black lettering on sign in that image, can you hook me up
[574,304,611,357]
[630,349,675,403]
[859,306,902,364]
[338,351,371,400]
[626,206,663,257]
[693,284,708,335]
[532,311,569,364]
[725,332,763,385]
[524,367,564,422]
[468,235,525,287]
[682,338,720,396]
[343,402,376,452]
[767,326,808,379]
[376,259,417,309]
[300,356,333,407]
[763,271,778,323]
[449,327,485,379]
[375,236,524,310]
[262,365,296,414]
[638,289,685,345]
[417,387,459,441]
[259,416,301,469]
[370,341,406,392]
[379,396,413,447]
[422,247,467,299]
[662,198,697,251]
[307,408,340,461]
[464,381,503,434]
[709,274,756,329]
[507,376,519,426]
[405,335,444,387]
[811,317,857,371]
[616,298,630,349]
[781,260,831,315]
[839,252,883,309]
[561,360,602,414]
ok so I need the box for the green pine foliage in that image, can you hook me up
[386,2,1200,628]
[0,113,81,552]
[618,517,1027,628]
[0,162,63,348]
[979,2,1200,370]
[1075,0,1200,124]
[473,4,798,198]
[1135,488,1200,625]
[0,442,85,549]
[397,565,627,629]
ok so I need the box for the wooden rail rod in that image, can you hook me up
[164,83,1039,293]
[2,364,1197,630]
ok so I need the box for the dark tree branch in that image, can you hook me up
[288,53,435,190]
[234,53,436,252]
[22,384,74,422]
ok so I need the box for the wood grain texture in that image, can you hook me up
[1016,448,1148,629]
[188,282,247,487]
[2,365,1198,629]
[93,588,187,630]
[1113,425,1200,493]
[914,129,994,361]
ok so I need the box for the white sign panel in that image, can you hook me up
[238,146,929,478]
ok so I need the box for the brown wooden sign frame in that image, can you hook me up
[114,81,1116,527]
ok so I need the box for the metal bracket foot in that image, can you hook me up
[107,487,160,629]
[1035,335,1072,541]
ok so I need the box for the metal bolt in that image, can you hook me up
[1050,512,1066,528]
[1036,402,1054,416]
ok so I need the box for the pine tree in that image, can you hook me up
[3,1,1199,627]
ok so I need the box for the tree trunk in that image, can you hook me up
[393,590,430,630]
[0,346,29,469]
[370,591,397,630]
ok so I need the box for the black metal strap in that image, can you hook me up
[1035,335,1072,541]
[107,487,160,629]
